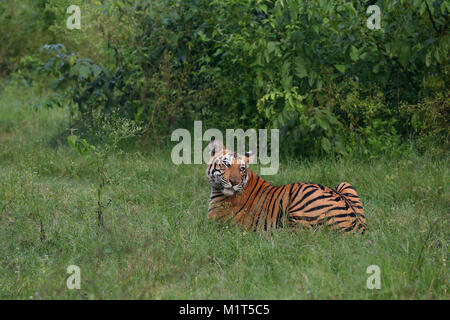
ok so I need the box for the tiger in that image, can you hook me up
[206,138,367,234]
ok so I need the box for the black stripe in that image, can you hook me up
[317,184,326,191]
[210,193,224,200]
[304,204,334,213]
[244,178,268,222]
[333,212,356,218]
[254,185,275,230]
[289,191,327,213]
[263,186,279,231]
[207,163,213,176]
[343,220,358,232]
[302,184,317,192]
[276,186,289,228]
[288,183,295,200]
[289,184,303,204]
[290,214,320,222]
[323,218,352,227]
[343,193,360,198]
[251,185,273,231]
[268,185,286,228]
[327,203,349,211]
[289,187,318,211]
[234,174,262,215]
[340,185,355,192]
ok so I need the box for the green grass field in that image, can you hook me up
[0,84,448,299]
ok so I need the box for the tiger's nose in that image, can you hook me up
[230,179,240,186]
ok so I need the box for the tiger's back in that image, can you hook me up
[285,181,366,233]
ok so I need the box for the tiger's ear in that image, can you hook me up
[208,137,225,158]
[244,150,256,164]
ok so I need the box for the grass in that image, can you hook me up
[0,84,448,299]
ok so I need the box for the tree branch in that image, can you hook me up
[425,0,440,34]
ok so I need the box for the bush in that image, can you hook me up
[400,91,450,155]
[34,0,449,156]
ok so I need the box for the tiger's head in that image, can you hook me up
[206,138,254,197]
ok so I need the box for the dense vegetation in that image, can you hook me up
[1,0,449,157]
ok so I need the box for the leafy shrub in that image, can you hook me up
[400,91,450,155]
[35,0,449,156]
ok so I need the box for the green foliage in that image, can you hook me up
[66,110,142,227]
[8,0,449,156]
[0,0,48,77]
[39,44,114,113]
[400,91,450,155]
